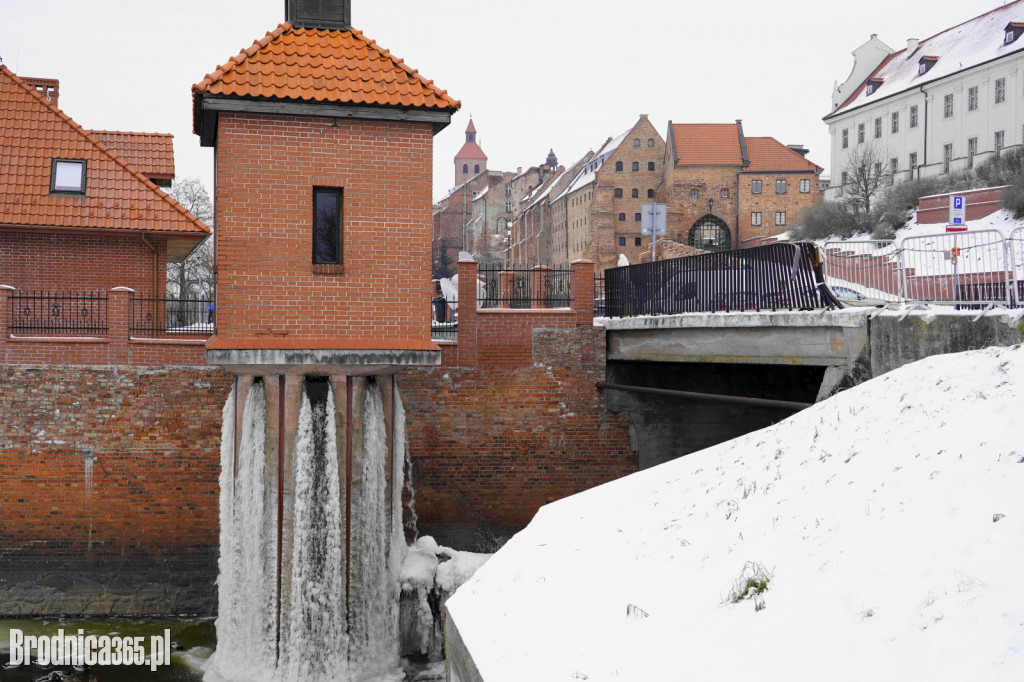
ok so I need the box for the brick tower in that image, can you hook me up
[454,118,487,185]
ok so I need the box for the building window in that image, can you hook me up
[633,138,640,147]
[647,189,655,198]
[840,171,848,193]
[842,128,849,149]
[313,187,343,265]
[474,164,480,174]
[775,212,787,226]
[995,78,1006,104]
[647,161,655,171]
[618,213,626,221]
[799,179,810,193]
[751,212,762,226]
[721,189,729,198]
[632,188,639,198]
[634,237,642,246]
[943,93,953,118]
[751,180,762,194]
[910,105,919,128]
[632,161,640,171]
[614,188,623,197]
[890,157,898,175]
[618,237,626,246]
[943,143,953,173]
[505,187,512,196]
[909,152,918,171]
[1007,27,1017,44]
[634,213,641,221]
[874,117,882,139]
[967,137,978,169]
[776,179,787,194]
[462,163,468,175]
[647,139,655,147]
[891,112,899,134]
[506,202,513,212]
[995,130,1005,155]
[968,86,978,111]
[857,123,865,143]
[50,158,87,194]
[615,161,623,171]
[690,189,699,198]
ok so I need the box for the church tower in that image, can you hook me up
[454,118,487,186]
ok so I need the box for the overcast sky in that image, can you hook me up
[0,0,1001,202]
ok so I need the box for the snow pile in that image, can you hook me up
[447,344,1024,681]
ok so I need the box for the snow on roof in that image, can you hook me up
[472,184,489,201]
[447,342,1024,680]
[828,1,1024,118]
[554,128,630,201]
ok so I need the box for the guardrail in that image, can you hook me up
[8,291,108,334]
[132,298,214,337]
[604,242,838,317]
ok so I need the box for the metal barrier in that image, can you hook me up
[899,229,1013,306]
[1008,227,1024,305]
[478,265,571,309]
[9,291,108,334]
[604,242,838,317]
[131,298,214,336]
[431,295,458,342]
[822,240,904,302]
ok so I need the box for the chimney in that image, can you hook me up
[906,38,919,55]
[22,77,59,108]
[285,0,350,30]
[787,144,809,157]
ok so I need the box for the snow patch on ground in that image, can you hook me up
[447,344,1024,681]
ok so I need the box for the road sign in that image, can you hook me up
[640,203,666,236]
[946,224,968,233]
[949,195,966,224]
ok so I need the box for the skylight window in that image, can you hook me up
[917,56,938,76]
[51,159,87,194]
[866,78,884,95]
[1005,23,1024,44]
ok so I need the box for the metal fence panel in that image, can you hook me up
[132,298,214,336]
[430,295,458,341]
[9,291,108,334]
[604,242,836,317]
[822,240,904,302]
[898,229,1012,306]
[477,265,571,309]
[1008,227,1024,306]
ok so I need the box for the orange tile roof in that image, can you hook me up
[193,23,460,111]
[0,66,209,239]
[745,137,823,173]
[89,131,176,184]
[671,123,744,165]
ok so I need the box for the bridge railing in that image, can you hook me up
[604,242,837,317]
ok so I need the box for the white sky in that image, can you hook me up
[0,0,1000,202]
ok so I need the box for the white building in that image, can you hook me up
[824,1,1024,200]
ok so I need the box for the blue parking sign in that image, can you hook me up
[949,195,966,225]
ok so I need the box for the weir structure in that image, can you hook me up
[192,0,458,678]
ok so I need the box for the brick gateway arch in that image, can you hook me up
[688,214,731,251]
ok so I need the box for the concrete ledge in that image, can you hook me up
[601,308,872,330]
[205,347,442,375]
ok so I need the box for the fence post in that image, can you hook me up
[570,260,595,325]
[108,287,134,360]
[0,286,13,356]
[456,259,478,366]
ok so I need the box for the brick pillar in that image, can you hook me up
[570,260,595,325]
[457,259,478,367]
[108,287,134,362]
[0,285,13,358]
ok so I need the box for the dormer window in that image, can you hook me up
[50,159,87,194]
[917,56,938,76]
[865,78,884,95]
[1005,23,1024,44]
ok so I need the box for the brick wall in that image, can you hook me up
[0,364,232,615]
[915,186,1007,224]
[0,231,168,298]
[399,259,636,549]
[737,171,822,243]
[213,112,435,347]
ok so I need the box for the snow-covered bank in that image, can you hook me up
[447,344,1024,681]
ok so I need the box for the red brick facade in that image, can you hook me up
[915,186,1007,224]
[211,113,436,348]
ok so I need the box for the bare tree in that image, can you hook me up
[838,145,894,216]
[167,177,214,300]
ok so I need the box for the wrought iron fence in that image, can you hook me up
[477,265,572,309]
[132,298,214,336]
[431,295,458,342]
[9,291,108,334]
[604,242,838,317]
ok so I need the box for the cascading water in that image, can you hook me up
[206,384,278,682]
[398,386,420,542]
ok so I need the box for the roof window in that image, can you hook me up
[865,78,884,95]
[1005,23,1024,44]
[917,56,938,76]
[51,159,87,194]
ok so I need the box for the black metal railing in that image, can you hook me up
[604,242,840,317]
[131,298,214,336]
[594,274,606,317]
[478,265,572,309]
[431,295,458,342]
[9,291,108,334]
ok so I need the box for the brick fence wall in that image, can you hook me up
[398,259,636,549]
[0,364,233,615]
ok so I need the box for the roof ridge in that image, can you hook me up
[193,23,292,94]
[1,65,209,235]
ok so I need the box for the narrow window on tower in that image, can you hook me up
[313,187,343,265]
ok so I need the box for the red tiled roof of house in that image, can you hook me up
[89,131,176,184]
[192,23,460,111]
[0,66,209,239]
[671,123,744,165]
[745,137,823,172]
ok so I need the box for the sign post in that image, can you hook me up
[641,203,666,261]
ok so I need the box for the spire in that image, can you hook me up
[466,118,477,143]
[545,148,558,168]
